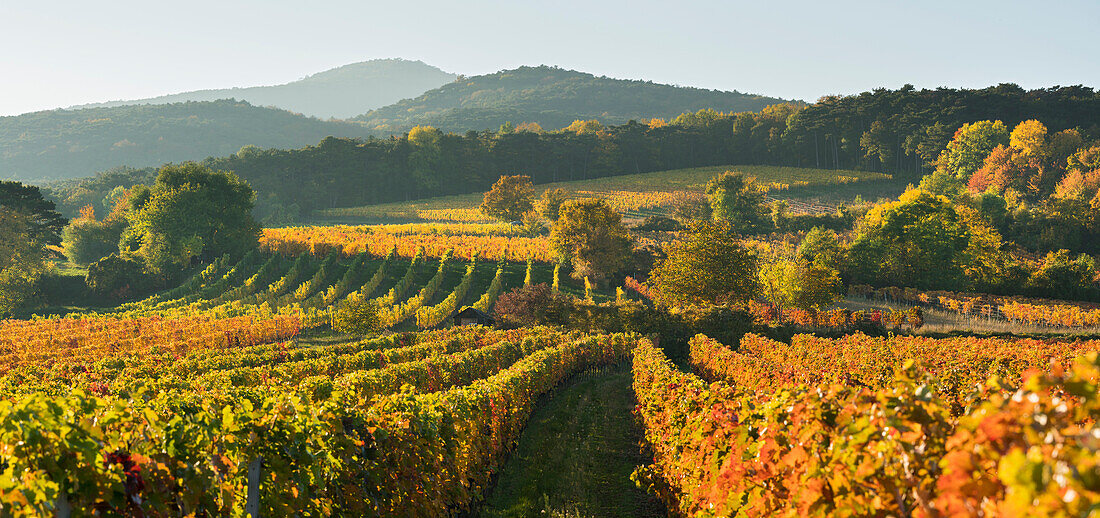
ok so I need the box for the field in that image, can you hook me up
[315,165,894,224]
[5,165,1099,516]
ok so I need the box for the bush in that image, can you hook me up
[493,283,570,328]
[62,216,126,266]
[332,299,383,335]
[634,215,682,232]
[85,255,150,300]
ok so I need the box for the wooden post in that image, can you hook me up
[245,456,262,517]
[55,493,71,518]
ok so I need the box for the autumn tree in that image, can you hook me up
[648,222,759,307]
[758,257,842,321]
[705,171,769,233]
[550,198,632,283]
[1026,250,1098,300]
[798,226,846,271]
[536,188,569,221]
[480,175,535,222]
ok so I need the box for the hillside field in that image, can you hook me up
[317,164,895,224]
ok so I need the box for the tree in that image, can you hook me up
[798,226,846,271]
[1010,119,1047,156]
[705,171,769,233]
[1026,250,1098,299]
[847,189,1008,291]
[479,175,535,222]
[0,181,67,247]
[550,198,632,283]
[493,283,569,327]
[407,125,444,193]
[934,120,1009,180]
[62,205,127,265]
[758,256,842,322]
[120,163,260,274]
[332,298,382,335]
[649,222,759,307]
[536,188,569,221]
[0,208,47,316]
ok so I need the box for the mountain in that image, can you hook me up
[0,100,377,182]
[352,65,795,132]
[70,59,459,119]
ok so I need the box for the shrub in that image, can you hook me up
[332,298,383,335]
[493,283,570,328]
[85,254,150,300]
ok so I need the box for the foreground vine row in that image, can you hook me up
[633,336,1100,516]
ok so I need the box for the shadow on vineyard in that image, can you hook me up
[479,363,666,518]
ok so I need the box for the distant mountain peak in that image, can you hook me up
[67,59,459,119]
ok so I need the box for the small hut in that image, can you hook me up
[453,306,495,327]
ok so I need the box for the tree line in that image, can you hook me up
[43,84,1098,225]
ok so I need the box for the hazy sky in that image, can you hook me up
[1,0,1096,116]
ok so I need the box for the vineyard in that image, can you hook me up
[632,334,1100,516]
[80,245,533,330]
[851,285,1100,329]
[316,164,891,224]
[0,322,642,516]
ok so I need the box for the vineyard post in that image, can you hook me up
[55,493,71,518]
[245,456,262,517]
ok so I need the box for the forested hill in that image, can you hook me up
[0,100,377,182]
[43,83,1099,225]
[351,65,793,132]
[69,59,458,119]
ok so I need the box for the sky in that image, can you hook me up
[1,0,1097,116]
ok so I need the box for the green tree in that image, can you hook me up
[0,181,67,247]
[479,175,536,222]
[121,163,260,274]
[85,254,149,300]
[62,205,127,266]
[705,171,769,233]
[934,120,1009,180]
[649,222,759,307]
[550,198,632,283]
[798,226,846,271]
[848,189,1008,290]
[1026,250,1097,299]
[759,256,843,321]
[0,208,47,316]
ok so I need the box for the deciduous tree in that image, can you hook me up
[121,163,260,274]
[479,175,535,222]
[550,198,632,283]
[705,171,769,233]
[649,222,759,307]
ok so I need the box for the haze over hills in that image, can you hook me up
[69,59,458,119]
[352,65,795,132]
[2,61,796,183]
[0,100,376,182]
